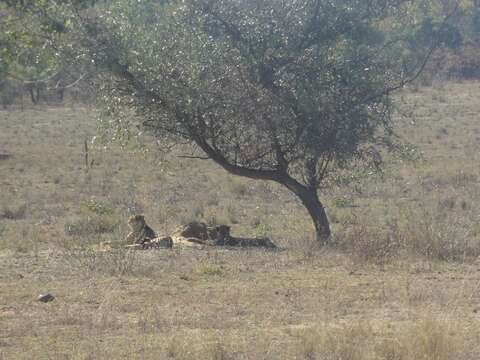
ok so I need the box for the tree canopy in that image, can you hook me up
[1,0,464,243]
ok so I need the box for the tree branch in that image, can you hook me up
[177,155,211,160]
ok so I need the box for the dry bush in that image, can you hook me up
[206,341,233,360]
[296,316,458,360]
[0,203,27,220]
[335,222,402,266]
[335,205,478,264]
[399,208,474,261]
[197,263,224,276]
[226,179,249,198]
[447,43,480,79]
[62,248,149,276]
[165,336,233,360]
[0,222,48,253]
[64,215,119,237]
[298,323,372,360]
[376,316,458,360]
[177,201,205,224]
[166,337,190,359]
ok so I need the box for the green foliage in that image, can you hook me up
[410,18,463,49]
[78,0,424,178]
[0,6,59,79]
[473,9,480,35]
[392,143,424,163]
[0,1,94,104]
[198,263,223,276]
[254,223,270,239]
[332,196,355,209]
[5,0,472,242]
[471,223,480,237]
[82,198,114,215]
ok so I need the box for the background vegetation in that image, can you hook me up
[1,78,480,359]
[1,0,480,359]
[2,0,480,243]
[0,0,479,108]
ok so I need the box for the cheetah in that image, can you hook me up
[126,215,157,245]
[207,224,231,245]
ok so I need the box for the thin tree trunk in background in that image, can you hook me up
[29,87,36,104]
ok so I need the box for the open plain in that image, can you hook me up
[1,81,480,359]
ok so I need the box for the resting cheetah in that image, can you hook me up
[172,222,231,246]
[126,215,156,244]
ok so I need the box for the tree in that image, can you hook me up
[4,0,451,244]
[0,2,61,104]
[0,0,94,105]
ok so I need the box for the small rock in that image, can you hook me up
[37,293,55,303]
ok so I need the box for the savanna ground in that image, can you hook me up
[1,80,480,359]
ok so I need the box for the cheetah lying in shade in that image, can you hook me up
[125,217,276,250]
[168,221,275,249]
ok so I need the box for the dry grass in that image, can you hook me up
[1,80,480,358]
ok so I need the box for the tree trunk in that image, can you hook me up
[58,88,65,102]
[36,86,41,103]
[291,185,331,245]
[192,139,331,244]
[29,87,38,104]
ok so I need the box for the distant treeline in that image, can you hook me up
[0,74,95,109]
[1,0,480,108]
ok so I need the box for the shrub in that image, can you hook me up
[437,197,456,210]
[82,198,114,215]
[64,215,118,237]
[225,203,240,224]
[0,203,27,220]
[254,223,270,239]
[410,18,463,50]
[333,196,356,209]
[297,324,372,360]
[64,248,143,276]
[227,181,248,198]
[336,222,401,266]
[297,316,457,360]
[198,264,223,276]
[400,208,473,261]
[336,206,477,264]
[376,316,457,360]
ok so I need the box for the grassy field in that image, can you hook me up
[1,80,480,359]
